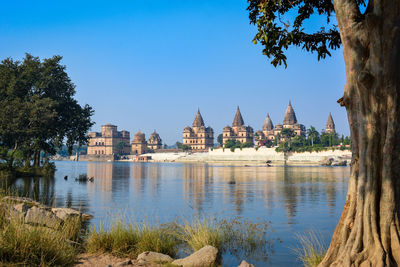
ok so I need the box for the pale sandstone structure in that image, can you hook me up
[87,124,130,155]
[147,130,162,150]
[183,109,214,150]
[131,131,147,155]
[325,113,336,133]
[255,101,306,146]
[222,107,254,145]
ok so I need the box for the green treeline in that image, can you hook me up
[0,54,94,174]
[274,127,351,152]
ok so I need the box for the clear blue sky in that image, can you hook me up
[0,0,348,145]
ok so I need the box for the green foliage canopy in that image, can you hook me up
[0,54,94,167]
[247,0,348,67]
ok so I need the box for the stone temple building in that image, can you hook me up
[87,124,131,155]
[255,113,275,145]
[255,101,306,146]
[147,130,163,150]
[183,109,214,150]
[222,107,254,145]
[131,131,147,155]
[325,113,335,133]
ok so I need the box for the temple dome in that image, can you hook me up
[283,101,298,125]
[134,131,145,142]
[232,106,245,127]
[262,113,274,131]
[192,109,205,127]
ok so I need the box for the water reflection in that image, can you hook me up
[1,162,349,267]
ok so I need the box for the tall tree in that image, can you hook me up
[0,54,94,168]
[307,126,319,146]
[248,0,400,265]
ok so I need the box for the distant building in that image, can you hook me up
[255,101,306,146]
[183,109,214,150]
[325,113,335,133]
[87,124,130,155]
[147,130,162,150]
[131,131,147,155]
[222,107,254,145]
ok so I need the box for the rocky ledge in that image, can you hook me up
[0,196,93,229]
[77,246,256,267]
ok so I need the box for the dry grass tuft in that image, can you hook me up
[294,230,327,267]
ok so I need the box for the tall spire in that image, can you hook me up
[232,106,245,127]
[192,108,205,127]
[283,100,297,125]
[325,112,335,133]
[263,113,274,131]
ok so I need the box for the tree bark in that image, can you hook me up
[320,0,400,266]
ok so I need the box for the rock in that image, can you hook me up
[115,259,132,266]
[52,207,81,220]
[25,206,62,229]
[2,196,40,206]
[172,245,218,267]
[238,260,255,267]
[81,213,94,221]
[14,203,29,214]
[137,251,173,263]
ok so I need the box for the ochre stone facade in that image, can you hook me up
[131,131,147,155]
[183,109,214,150]
[147,130,162,150]
[222,107,254,145]
[255,101,306,146]
[87,124,130,155]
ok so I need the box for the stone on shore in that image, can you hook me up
[172,245,218,267]
[1,196,93,228]
[238,260,255,267]
[137,251,173,264]
[25,205,63,229]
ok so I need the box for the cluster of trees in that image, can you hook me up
[223,139,252,152]
[272,127,351,152]
[0,54,94,172]
[175,141,191,151]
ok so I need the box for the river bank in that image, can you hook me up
[71,147,351,166]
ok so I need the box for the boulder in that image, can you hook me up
[52,207,81,220]
[238,260,255,267]
[137,251,173,263]
[172,245,218,267]
[25,206,62,229]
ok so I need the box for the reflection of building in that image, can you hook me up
[222,107,254,145]
[147,130,163,150]
[131,131,147,155]
[183,109,214,150]
[325,113,335,133]
[88,124,130,155]
[255,101,306,145]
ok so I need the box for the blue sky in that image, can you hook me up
[0,0,348,145]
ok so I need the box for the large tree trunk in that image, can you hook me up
[320,0,400,266]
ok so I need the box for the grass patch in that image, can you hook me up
[0,207,82,266]
[86,221,179,258]
[87,217,271,262]
[294,230,327,267]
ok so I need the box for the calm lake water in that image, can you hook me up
[4,161,349,266]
